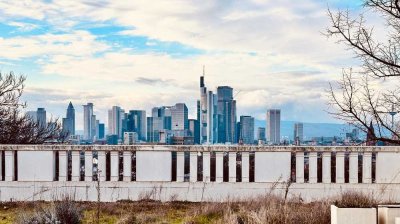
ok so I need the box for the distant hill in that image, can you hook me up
[255,120,355,141]
[77,120,359,141]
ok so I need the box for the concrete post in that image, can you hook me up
[336,152,345,183]
[242,152,249,182]
[84,151,93,181]
[189,152,198,182]
[363,152,372,183]
[216,152,223,183]
[110,151,119,181]
[176,152,184,182]
[0,151,4,181]
[59,151,67,181]
[0,151,2,181]
[203,152,210,182]
[5,151,15,181]
[349,152,359,183]
[123,151,132,182]
[229,152,236,182]
[322,152,331,183]
[296,152,304,183]
[97,151,106,181]
[309,152,318,183]
[71,151,80,181]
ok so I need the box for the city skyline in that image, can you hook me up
[0,0,368,130]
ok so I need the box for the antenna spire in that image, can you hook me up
[203,65,205,77]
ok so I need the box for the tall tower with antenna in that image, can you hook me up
[200,65,208,143]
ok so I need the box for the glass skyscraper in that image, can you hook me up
[125,110,147,141]
[217,86,237,144]
[83,103,94,141]
[266,109,281,145]
[240,115,255,145]
[62,102,75,136]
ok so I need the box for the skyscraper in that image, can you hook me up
[266,109,281,145]
[147,106,172,143]
[200,66,208,143]
[199,67,219,145]
[294,122,304,144]
[217,86,237,144]
[36,108,46,127]
[83,103,94,141]
[125,110,146,141]
[207,91,218,144]
[257,127,266,142]
[98,123,105,139]
[171,103,188,132]
[240,116,255,145]
[189,119,200,144]
[108,106,124,139]
[62,102,75,136]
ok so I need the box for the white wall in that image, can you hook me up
[136,151,171,181]
[18,151,54,181]
[254,152,291,182]
[376,152,400,183]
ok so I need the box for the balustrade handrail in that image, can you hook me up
[0,145,397,152]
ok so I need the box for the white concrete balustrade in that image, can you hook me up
[0,145,400,202]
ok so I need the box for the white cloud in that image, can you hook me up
[8,21,38,31]
[0,31,109,60]
[0,0,373,126]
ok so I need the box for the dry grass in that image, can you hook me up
[0,191,386,224]
[333,191,378,208]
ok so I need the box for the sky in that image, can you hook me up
[0,0,366,130]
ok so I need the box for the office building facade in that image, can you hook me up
[83,103,94,141]
[266,109,281,145]
[217,86,237,144]
[294,122,304,144]
[239,116,255,145]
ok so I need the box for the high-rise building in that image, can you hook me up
[83,103,94,141]
[207,91,218,144]
[217,86,237,144]
[240,116,255,145]
[171,103,188,132]
[257,127,266,142]
[199,67,219,145]
[147,106,172,143]
[98,123,105,139]
[189,119,200,144]
[125,110,146,141]
[108,106,124,139]
[266,109,281,145]
[200,67,208,143]
[294,122,304,144]
[62,102,75,136]
[95,119,100,140]
[92,115,97,140]
[36,108,46,128]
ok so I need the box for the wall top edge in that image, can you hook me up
[0,145,396,152]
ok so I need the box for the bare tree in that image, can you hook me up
[326,0,400,144]
[0,72,66,144]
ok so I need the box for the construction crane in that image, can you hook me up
[233,90,242,99]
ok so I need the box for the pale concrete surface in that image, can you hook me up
[376,152,400,183]
[18,151,54,181]
[331,205,376,224]
[255,151,290,182]
[136,151,171,182]
[378,206,400,224]
[0,182,399,203]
